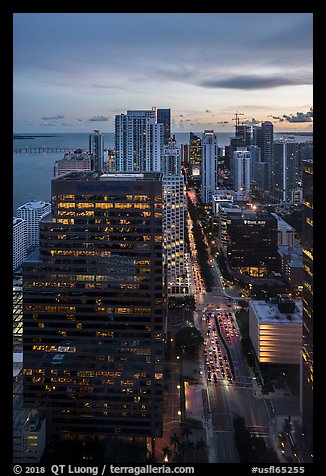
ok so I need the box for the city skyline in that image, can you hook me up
[14,13,313,133]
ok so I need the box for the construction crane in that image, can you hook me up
[232,112,244,128]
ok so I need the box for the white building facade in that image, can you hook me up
[17,201,51,250]
[162,141,187,294]
[13,217,27,271]
[233,148,251,201]
[201,130,218,205]
[115,110,163,172]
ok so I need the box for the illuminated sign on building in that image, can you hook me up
[243,220,266,225]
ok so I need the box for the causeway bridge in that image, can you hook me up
[14,147,73,154]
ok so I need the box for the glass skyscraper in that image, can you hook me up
[157,109,171,146]
[22,172,164,448]
[301,159,313,459]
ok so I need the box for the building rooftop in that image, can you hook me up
[53,171,162,182]
[271,213,295,231]
[60,151,93,160]
[250,299,302,323]
[213,189,235,200]
[13,217,25,225]
[279,245,303,266]
[17,200,50,210]
[218,202,241,211]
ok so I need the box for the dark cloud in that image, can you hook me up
[199,75,312,90]
[205,110,211,113]
[89,115,110,122]
[41,114,65,120]
[270,109,313,123]
[61,122,73,126]
[242,118,261,125]
[179,114,184,117]
[216,121,229,125]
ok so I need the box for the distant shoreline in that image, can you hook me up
[274,131,313,136]
[13,135,61,139]
[13,131,313,137]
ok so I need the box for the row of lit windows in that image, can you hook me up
[303,263,313,277]
[32,345,76,352]
[56,194,152,202]
[30,376,156,387]
[303,200,313,210]
[24,305,76,312]
[304,281,313,294]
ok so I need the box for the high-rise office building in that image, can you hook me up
[189,132,202,177]
[226,210,278,277]
[272,140,300,203]
[22,172,164,447]
[115,110,163,172]
[201,130,218,204]
[17,201,51,250]
[89,130,104,174]
[233,148,251,201]
[180,144,190,165]
[13,217,27,271]
[252,121,273,191]
[157,109,171,145]
[229,119,251,181]
[300,159,313,458]
[235,123,252,146]
[162,140,186,294]
[298,142,313,183]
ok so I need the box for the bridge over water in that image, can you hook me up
[14,147,73,154]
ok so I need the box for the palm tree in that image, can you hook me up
[170,433,180,451]
[178,440,187,456]
[185,440,195,451]
[195,438,207,453]
[162,446,172,462]
[173,451,183,463]
[181,427,193,441]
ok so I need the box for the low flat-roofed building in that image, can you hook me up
[249,295,302,364]
[54,151,93,177]
[212,189,235,216]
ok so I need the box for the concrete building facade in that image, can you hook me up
[249,296,302,364]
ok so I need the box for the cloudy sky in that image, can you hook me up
[13,13,313,133]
